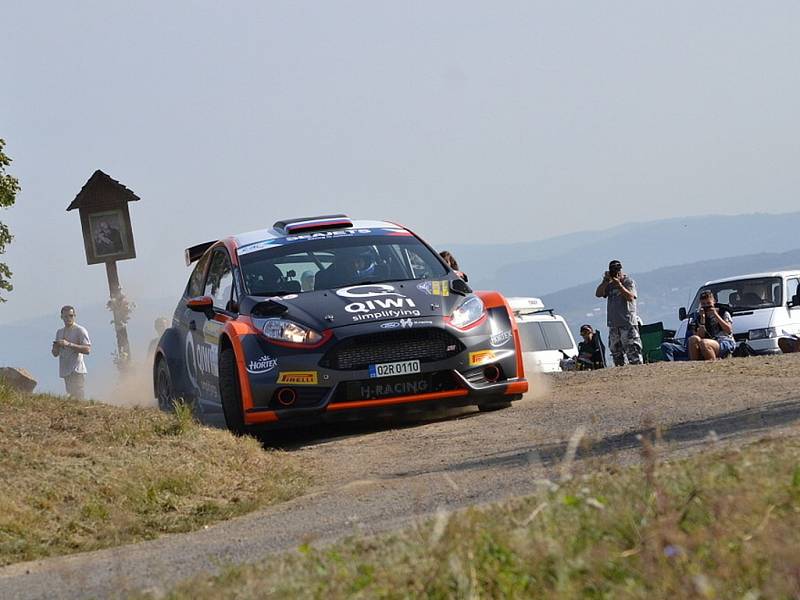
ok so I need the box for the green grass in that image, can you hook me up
[161,435,800,599]
[0,382,310,566]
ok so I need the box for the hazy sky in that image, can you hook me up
[2,1,800,323]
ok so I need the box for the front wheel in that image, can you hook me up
[219,347,247,435]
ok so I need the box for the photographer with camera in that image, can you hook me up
[595,259,642,366]
[687,290,735,360]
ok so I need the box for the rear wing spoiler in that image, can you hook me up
[185,240,216,266]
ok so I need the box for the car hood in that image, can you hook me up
[730,308,775,334]
[244,280,467,330]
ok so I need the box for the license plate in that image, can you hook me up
[368,359,421,378]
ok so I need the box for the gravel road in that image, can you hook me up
[2,354,800,599]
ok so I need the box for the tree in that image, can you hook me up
[0,138,21,302]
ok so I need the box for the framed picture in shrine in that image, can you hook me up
[79,206,136,264]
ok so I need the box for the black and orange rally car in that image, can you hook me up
[153,215,528,434]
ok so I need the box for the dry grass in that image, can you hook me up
[0,382,309,566]
[161,434,800,599]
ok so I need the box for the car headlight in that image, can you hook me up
[449,296,486,329]
[748,327,779,340]
[262,318,323,345]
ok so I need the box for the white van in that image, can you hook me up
[676,270,800,355]
[507,297,579,372]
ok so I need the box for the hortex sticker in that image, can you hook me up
[469,350,496,366]
[246,355,278,374]
[276,371,318,385]
[490,330,513,348]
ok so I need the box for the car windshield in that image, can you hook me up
[688,276,783,312]
[238,234,448,296]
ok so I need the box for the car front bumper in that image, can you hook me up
[238,315,526,427]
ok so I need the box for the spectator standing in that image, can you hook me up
[51,305,91,399]
[147,317,170,360]
[595,259,642,366]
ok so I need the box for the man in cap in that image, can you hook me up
[595,260,642,366]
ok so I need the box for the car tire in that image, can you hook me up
[155,358,175,412]
[219,347,247,435]
[477,398,512,412]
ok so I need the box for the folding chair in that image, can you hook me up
[639,321,665,363]
[592,329,608,368]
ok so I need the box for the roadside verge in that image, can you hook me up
[161,434,800,599]
[0,383,309,567]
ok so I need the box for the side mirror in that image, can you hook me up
[678,307,687,321]
[450,278,472,295]
[186,295,214,316]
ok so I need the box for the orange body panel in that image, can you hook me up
[475,290,528,395]
[327,388,469,411]
[504,381,528,395]
[222,318,266,423]
[245,409,279,424]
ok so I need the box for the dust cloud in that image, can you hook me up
[90,286,173,408]
[519,355,551,402]
[97,362,158,408]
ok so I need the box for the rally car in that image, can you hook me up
[153,215,528,434]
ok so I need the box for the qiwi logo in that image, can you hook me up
[337,284,420,321]
[344,297,417,314]
[336,284,403,299]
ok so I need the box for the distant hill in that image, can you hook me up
[541,248,800,338]
[445,212,800,295]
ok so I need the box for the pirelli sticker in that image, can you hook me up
[276,371,318,385]
[468,350,496,366]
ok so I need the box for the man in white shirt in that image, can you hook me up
[51,305,91,399]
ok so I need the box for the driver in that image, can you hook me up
[315,247,378,290]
